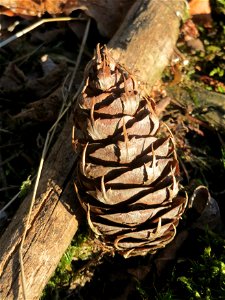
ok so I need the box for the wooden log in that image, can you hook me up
[167,86,225,132]
[0,1,186,299]
[109,0,185,88]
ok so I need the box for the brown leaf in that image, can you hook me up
[12,87,63,123]
[189,0,213,27]
[154,230,189,276]
[189,185,222,230]
[0,62,67,101]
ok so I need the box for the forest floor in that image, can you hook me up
[0,3,225,300]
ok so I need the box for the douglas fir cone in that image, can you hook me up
[73,45,187,258]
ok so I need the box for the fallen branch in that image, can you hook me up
[0,1,186,299]
[167,85,225,132]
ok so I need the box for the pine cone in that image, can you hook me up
[74,45,187,258]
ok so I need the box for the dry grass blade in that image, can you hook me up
[18,18,90,299]
[0,17,85,48]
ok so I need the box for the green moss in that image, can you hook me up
[19,175,32,198]
[177,277,201,299]
[156,290,175,300]
[221,148,225,169]
[185,87,200,107]
[171,1,225,94]
[136,280,149,300]
[157,230,225,300]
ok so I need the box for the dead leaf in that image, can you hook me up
[0,62,67,103]
[189,185,222,230]
[12,86,63,123]
[189,0,211,15]
[127,265,151,281]
[154,230,189,277]
[189,0,213,28]
[181,19,205,52]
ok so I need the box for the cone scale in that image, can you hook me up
[74,45,187,258]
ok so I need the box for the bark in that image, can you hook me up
[109,0,185,88]
[0,1,186,299]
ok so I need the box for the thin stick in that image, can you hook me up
[0,186,18,192]
[44,17,90,149]
[0,191,20,213]
[0,176,33,214]
[68,18,91,93]
[0,151,22,167]
[18,18,90,300]
[0,17,85,48]
[47,18,90,148]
